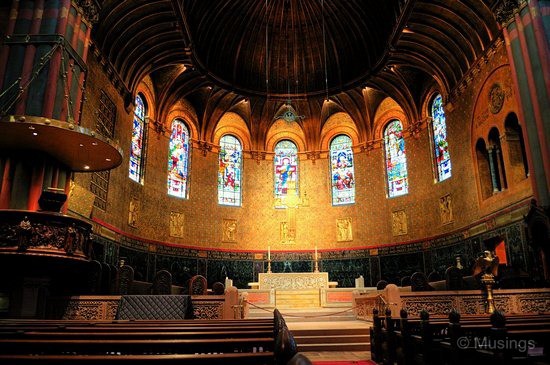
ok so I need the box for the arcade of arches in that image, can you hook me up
[0,0,549,316]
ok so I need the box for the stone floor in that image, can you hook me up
[301,351,372,361]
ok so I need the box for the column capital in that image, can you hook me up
[73,0,100,25]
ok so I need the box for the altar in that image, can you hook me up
[257,272,336,290]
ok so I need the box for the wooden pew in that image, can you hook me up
[0,317,281,365]
[0,352,275,365]
[371,308,550,365]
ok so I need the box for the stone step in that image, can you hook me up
[297,342,371,352]
[291,328,369,337]
[294,334,370,344]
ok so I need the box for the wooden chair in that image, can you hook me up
[189,275,207,295]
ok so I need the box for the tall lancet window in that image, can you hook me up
[431,94,452,181]
[218,135,242,206]
[330,135,355,205]
[384,119,409,197]
[167,119,190,198]
[129,94,147,183]
[274,140,299,200]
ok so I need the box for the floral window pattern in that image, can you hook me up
[129,95,146,183]
[218,135,242,206]
[431,94,452,181]
[330,135,355,205]
[274,140,299,199]
[384,119,408,197]
[167,119,190,198]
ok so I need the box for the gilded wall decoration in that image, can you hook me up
[280,221,295,244]
[128,197,139,227]
[391,210,408,236]
[439,194,453,225]
[222,219,237,242]
[169,212,185,238]
[336,217,353,242]
[489,83,505,114]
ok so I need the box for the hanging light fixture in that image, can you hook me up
[270,0,305,123]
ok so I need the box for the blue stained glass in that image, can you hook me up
[167,119,190,198]
[129,95,145,183]
[431,94,452,181]
[274,140,299,199]
[384,120,408,197]
[330,135,355,205]
[218,135,242,206]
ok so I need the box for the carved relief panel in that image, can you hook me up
[336,217,353,242]
[128,197,139,227]
[169,212,185,238]
[222,219,237,242]
[439,194,453,225]
[391,210,408,236]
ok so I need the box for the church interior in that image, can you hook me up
[0,0,549,364]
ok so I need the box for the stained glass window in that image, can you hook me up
[431,94,452,181]
[129,95,146,183]
[218,135,242,206]
[167,119,190,198]
[330,135,355,205]
[384,119,408,197]
[274,140,299,200]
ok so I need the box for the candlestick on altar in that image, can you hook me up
[314,246,319,273]
[267,246,272,273]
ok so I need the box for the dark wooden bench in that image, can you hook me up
[371,308,550,365]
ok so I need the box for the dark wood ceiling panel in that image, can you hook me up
[92,0,502,126]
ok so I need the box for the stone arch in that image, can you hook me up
[213,112,252,151]
[265,119,307,154]
[504,112,529,182]
[373,97,408,140]
[319,112,360,150]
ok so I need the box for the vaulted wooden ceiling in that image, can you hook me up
[93,0,501,136]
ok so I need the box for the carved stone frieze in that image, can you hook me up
[258,272,329,290]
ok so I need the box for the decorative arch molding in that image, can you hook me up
[213,112,252,151]
[373,109,408,141]
[165,101,199,141]
[135,76,156,120]
[265,119,307,154]
[319,112,360,150]
[471,64,517,139]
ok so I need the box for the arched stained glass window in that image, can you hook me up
[330,135,355,205]
[218,135,242,206]
[274,140,299,200]
[431,94,452,181]
[129,95,146,183]
[167,119,190,198]
[384,119,408,197]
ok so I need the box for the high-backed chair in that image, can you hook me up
[376,280,388,290]
[189,275,208,295]
[118,265,134,295]
[152,270,172,295]
[445,266,464,290]
[410,272,434,291]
